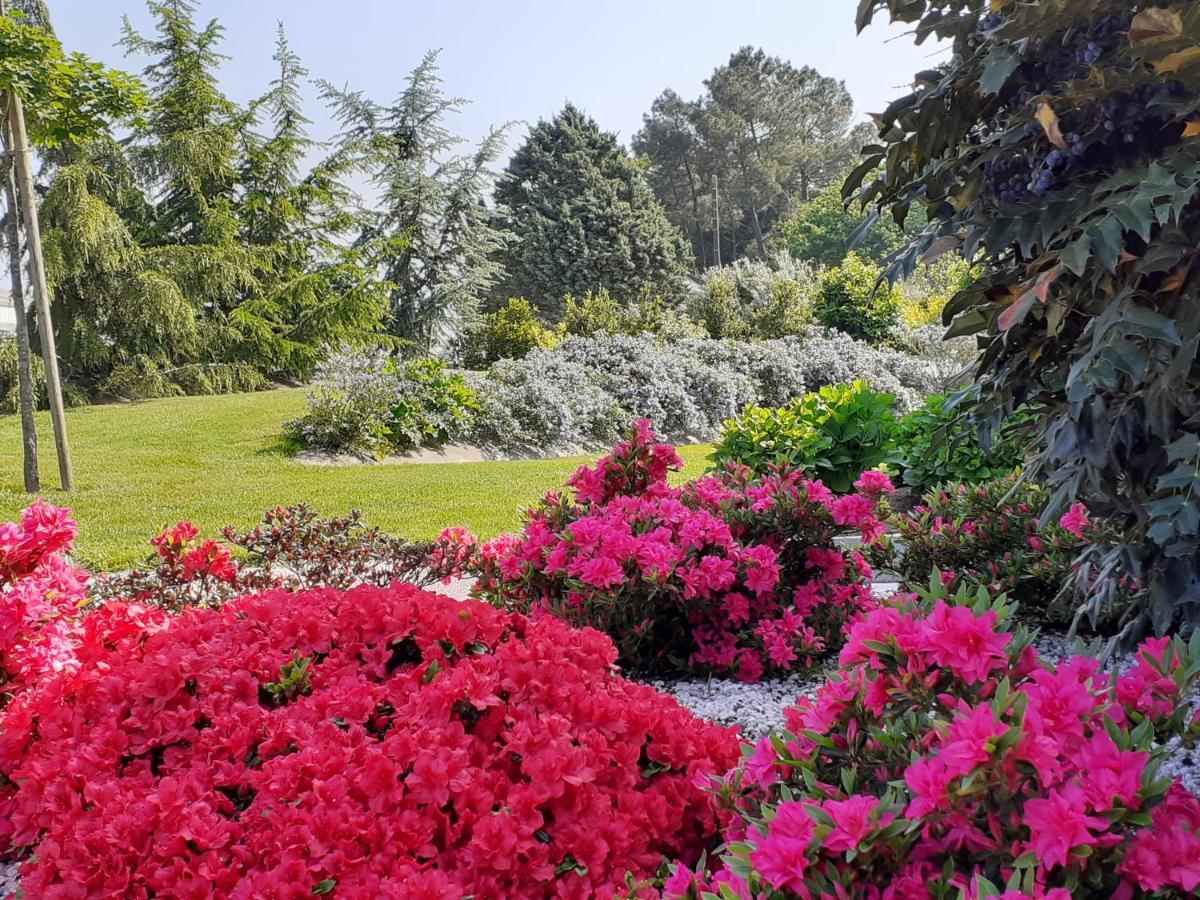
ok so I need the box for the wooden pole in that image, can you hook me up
[712,174,721,269]
[4,89,73,490]
[0,105,39,492]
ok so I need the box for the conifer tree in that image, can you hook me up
[495,104,687,318]
[320,52,509,352]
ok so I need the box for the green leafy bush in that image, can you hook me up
[481,298,559,363]
[889,392,1028,494]
[0,336,46,413]
[287,348,478,456]
[561,289,624,337]
[691,272,750,339]
[748,278,811,339]
[895,256,975,329]
[812,252,903,343]
[850,2,1200,632]
[711,380,897,492]
[387,358,479,452]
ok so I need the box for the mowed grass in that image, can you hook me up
[0,389,712,570]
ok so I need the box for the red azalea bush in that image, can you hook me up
[668,581,1200,899]
[0,501,166,854]
[468,420,889,681]
[2,579,740,897]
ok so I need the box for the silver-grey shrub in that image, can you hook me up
[286,346,403,455]
[467,329,961,453]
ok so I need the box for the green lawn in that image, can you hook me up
[0,389,712,570]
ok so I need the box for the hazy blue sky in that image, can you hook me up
[49,0,948,161]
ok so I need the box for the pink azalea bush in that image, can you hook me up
[668,580,1200,898]
[0,499,93,703]
[468,420,890,680]
[893,474,1131,627]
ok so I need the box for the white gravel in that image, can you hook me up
[653,672,824,739]
[0,860,18,898]
[658,632,1200,798]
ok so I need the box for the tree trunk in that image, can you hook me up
[0,109,38,492]
[750,206,767,258]
[5,89,73,490]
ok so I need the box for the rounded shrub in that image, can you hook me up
[2,578,740,896]
[482,297,559,363]
[812,252,903,343]
[888,391,1028,494]
[469,421,890,680]
[711,381,897,493]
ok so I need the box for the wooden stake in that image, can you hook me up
[712,174,721,269]
[0,105,39,492]
[4,88,73,490]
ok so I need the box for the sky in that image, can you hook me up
[47,0,949,164]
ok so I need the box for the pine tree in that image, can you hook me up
[320,52,509,352]
[495,103,687,318]
[229,25,387,377]
[636,48,862,266]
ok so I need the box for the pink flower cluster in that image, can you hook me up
[894,476,1133,621]
[669,582,1200,898]
[2,580,740,896]
[0,499,88,699]
[470,421,888,680]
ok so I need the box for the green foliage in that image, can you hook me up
[0,11,144,146]
[0,337,46,413]
[261,652,312,705]
[619,291,704,340]
[694,255,816,339]
[692,271,750,339]
[711,380,896,492]
[850,1,1200,632]
[748,278,811,339]
[812,252,903,343]
[888,392,1028,495]
[896,256,975,329]
[561,289,624,337]
[495,104,688,317]
[386,359,479,453]
[635,49,867,266]
[772,183,907,268]
[480,298,558,364]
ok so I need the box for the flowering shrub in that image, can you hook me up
[891,474,1129,628]
[469,421,887,680]
[0,501,166,854]
[91,504,449,610]
[711,381,897,492]
[287,348,478,456]
[2,582,740,895]
[0,500,89,702]
[668,581,1200,898]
